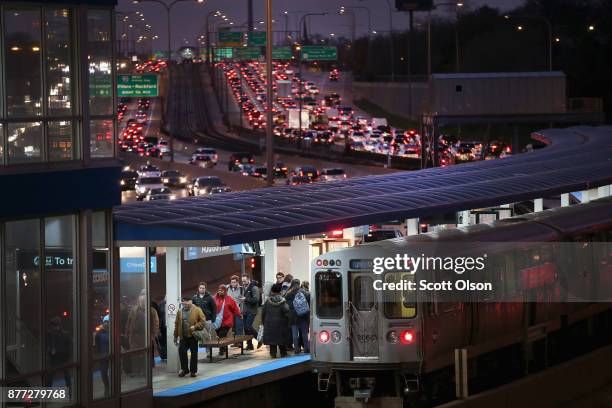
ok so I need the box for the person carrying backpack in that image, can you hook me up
[284,278,310,354]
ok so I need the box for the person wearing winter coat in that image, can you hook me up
[214,284,242,355]
[192,282,217,321]
[242,275,262,350]
[226,275,245,335]
[173,297,206,377]
[262,283,290,358]
[284,279,311,354]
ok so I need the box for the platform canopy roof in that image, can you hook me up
[114,126,612,246]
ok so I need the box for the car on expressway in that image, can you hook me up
[189,154,213,168]
[228,152,255,171]
[187,176,225,196]
[135,176,164,200]
[137,164,161,178]
[287,175,312,185]
[321,168,347,181]
[120,169,139,190]
[161,170,188,188]
[294,166,320,181]
[144,187,176,201]
[193,147,218,166]
[209,186,232,194]
[329,69,340,82]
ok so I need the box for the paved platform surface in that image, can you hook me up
[153,346,311,407]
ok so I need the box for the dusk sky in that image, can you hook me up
[118,0,523,52]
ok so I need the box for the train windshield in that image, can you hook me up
[352,275,375,310]
[383,272,417,318]
[315,271,343,319]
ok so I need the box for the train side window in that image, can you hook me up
[383,272,417,318]
[352,275,375,311]
[315,271,343,319]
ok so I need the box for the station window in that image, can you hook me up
[45,8,73,117]
[3,215,79,401]
[315,271,343,319]
[4,8,43,118]
[7,122,43,164]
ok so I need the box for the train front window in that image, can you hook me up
[383,272,417,318]
[352,275,375,310]
[316,271,343,319]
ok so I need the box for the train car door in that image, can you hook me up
[348,272,379,360]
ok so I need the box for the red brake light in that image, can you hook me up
[400,330,415,345]
[319,330,330,343]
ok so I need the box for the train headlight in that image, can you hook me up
[386,330,399,344]
[318,330,330,344]
[400,330,415,345]
[331,330,342,343]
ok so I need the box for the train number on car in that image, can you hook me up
[357,334,377,343]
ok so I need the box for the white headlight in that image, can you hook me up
[162,178,169,183]
[180,177,187,183]
[138,186,146,193]
[120,180,125,185]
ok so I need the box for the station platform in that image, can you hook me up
[153,347,311,408]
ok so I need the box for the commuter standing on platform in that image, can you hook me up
[262,283,290,358]
[214,285,241,356]
[242,274,262,350]
[192,282,216,322]
[226,275,245,336]
[173,296,205,378]
[284,279,311,354]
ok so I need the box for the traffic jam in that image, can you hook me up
[117,57,517,202]
[217,60,515,165]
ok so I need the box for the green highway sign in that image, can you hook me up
[218,31,244,47]
[233,46,262,60]
[300,45,338,61]
[213,47,234,61]
[272,46,293,60]
[117,74,159,97]
[247,31,267,46]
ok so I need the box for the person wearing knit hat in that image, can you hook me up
[261,283,290,358]
[214,282,241,356]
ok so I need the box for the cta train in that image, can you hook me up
[310,198,612,407]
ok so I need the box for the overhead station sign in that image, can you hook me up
[300,45,338,61]
[117,74,159,97]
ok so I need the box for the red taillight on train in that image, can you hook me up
[319,330,330,344]
[400,330,415,345]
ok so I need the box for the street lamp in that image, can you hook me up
[132,0,205,162]
[265,0,274,186]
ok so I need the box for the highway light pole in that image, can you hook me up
[265,0,274,186]
[342,6,372,76]
[133,0,204,162]
[297,13,327,143]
